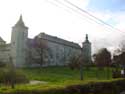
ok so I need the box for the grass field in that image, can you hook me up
[0,66,116,93]
[22,66,113,84]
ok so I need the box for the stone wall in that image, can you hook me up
[0,44,10,63]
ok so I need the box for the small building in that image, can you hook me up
[0,37,10,63]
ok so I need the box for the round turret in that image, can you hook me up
[11,15,28,67]
[82,34,92,63]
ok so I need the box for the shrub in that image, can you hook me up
[13,70,29,84]
[0,57,29,88]
[112,70,121,78]
[0,69,29,85]
[2,79,125,94]
[0,61,6,67]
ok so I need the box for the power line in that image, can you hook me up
[45,0,125,48]
[53,0,103,25]
[45,0,75,16]
[63,0,125,34]
[46,0,110,31]
[46,0,125,35]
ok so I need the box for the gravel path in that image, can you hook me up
[29,80,48,85]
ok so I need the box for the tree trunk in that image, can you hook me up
[106,67,110,79]
[11,80,15,89]
[80,65,83,80]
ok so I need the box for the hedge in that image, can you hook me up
[1,79,125,94]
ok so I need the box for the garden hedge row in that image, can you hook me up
[2,79,125,94]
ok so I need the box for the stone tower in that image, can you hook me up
[11,15,28,67]
[82,34,92,63]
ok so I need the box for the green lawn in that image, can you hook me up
[0,66,117,93]
[22,66,113,84]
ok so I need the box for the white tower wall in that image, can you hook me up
[82,34,92,63]
[11,15,28,67]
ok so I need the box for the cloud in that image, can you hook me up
[0,0,124,54]
[68,0,90,9]
[82,9,125,53]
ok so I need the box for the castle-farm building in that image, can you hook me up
[0,16,92,67]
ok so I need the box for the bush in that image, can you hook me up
[0,57,29,88]
[112,70,121,78]
[13,70,29,84]
[0,61,6,67]
[0,69,29,85]
[2,79,125,94]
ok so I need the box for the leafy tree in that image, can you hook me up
[119,52,125,67]
[113,52,125,77]
[93,48,111,79]
[94,48,111,68]
[0,57,16,88]
[0,57,29,89]
[113,40,125,77]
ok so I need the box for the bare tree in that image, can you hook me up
[68,54,84,80]
[27,37,48,67]
[120,40,125,52]
[8,56,16,89]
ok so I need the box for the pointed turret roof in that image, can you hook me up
[85,34,88,41]
[14,15,26,27]
[83,34,91,44]
[85,34,89,42]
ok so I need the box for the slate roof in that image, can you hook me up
[27,33,81,49]
[0,37,5,42]
[36,33,81,49]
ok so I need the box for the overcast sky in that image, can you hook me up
[0,0,125,53]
